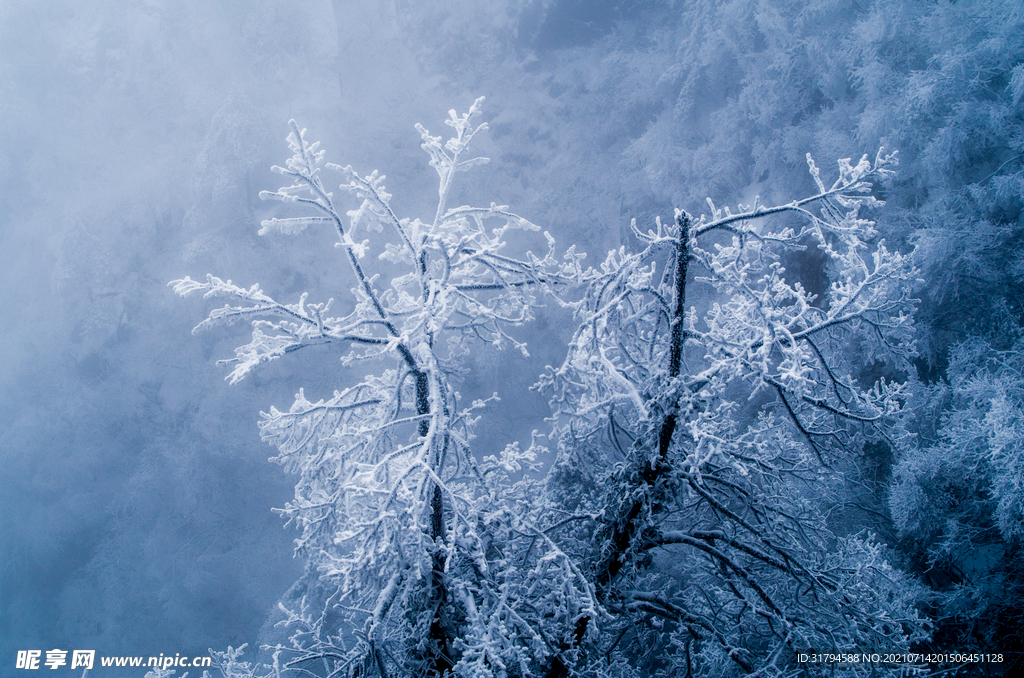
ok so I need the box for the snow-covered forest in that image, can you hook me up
[2,1,1023,676]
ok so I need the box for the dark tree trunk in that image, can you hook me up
[545,212,692,678]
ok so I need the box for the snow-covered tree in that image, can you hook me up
[536,150,928,676]
[173,95,932,677]
[172,99,583,677]
[891,336,1024,664]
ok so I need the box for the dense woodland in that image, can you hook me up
[2,1,1023,676]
